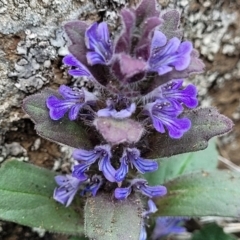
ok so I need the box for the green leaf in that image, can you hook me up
[0,160,84,235]
[144,107,233,158]
[155,170,240,217]
[192,223,237,240]
[22,88,92,149]
[84,193,143,240]
[145,139,218,185]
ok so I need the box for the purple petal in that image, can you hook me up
[114,187,132,200]
[85,22,112,65]
[63,55,91,77]
[46,96,72,120]
[161,80,198,109]
[72,164,90,179]
[151,31,167,50]
[72,148,100,164]
[115,157,129,182]
[68,103,82,120]
[85,22,98,49]
[97,22,110,45]
[139,226,147,240]
[113,103,136,119]
[152,217,186,240]
[89,175,103,196]
[59,85,83,100]
[148,31,193,75]
[98,155,116,182]
[87,51,106,65]
[164,117,191,139]
[53,175,84,207]
[145,100,191,138]
[127,148,158,174]
[148,199,158,213]
[81,175,103,197]
[142,199,158,217]
[133,157,158,174]
[139,184,167,198]
[173,41,192,71]
[53,187,77,207]
[97,107,115,118]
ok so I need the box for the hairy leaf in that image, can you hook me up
[23,88,92,149]
[135,0,159,26]
[0,160,84,235]
[64,21,88,45]
[160,10,182,40]
[84,193,143,240]
[145,139,218,185]
[143,107,233,158]
[155,170,240,217]
[115,8,136,54]
[192,223,237,240]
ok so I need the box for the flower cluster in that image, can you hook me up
[47,0,204,208]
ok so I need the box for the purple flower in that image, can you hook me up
[139,226,147,240]
[85,22,113,65]
[156,79,198,109]
[63,54,91,77]
[142,199,158,217]
[132,179,167,198]
[148,30,192,75]
[114,186,132,200]
[81,175,103,196]
[115,148,158,182]
[151,217,187,240]
[144,99,191,139]
[97,98,136,119]
[72,145,116,182]
[46,85,97,121]
[53,174,87,207]
[115,179,167,199]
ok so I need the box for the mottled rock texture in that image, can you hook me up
[1,0,240,162]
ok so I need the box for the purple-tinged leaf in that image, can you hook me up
[22,88,92,149]
[135,17,162,60]
[115,8,136,54]
[160,10,183,40]
[68,44,88,69]
[111,53,146,83]
[93,117,145,146]
[142,107,233,158]
[64,21,88,44]
[135,0,159,26]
